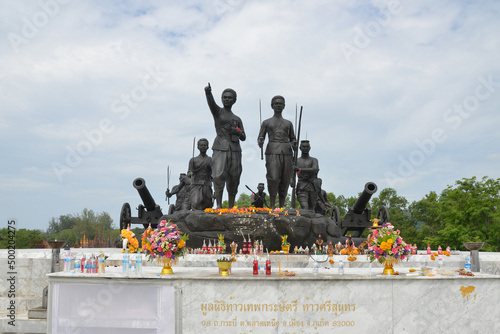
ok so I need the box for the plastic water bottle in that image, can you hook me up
[73,258,80,274]
[338,260,344,275]
[438,258,443,269]
[64,250,72,272]
[91,255,97,274]
[85,257,91,274]
[464,257,471,271]
[313,260,319,275]
[123,251,129,274]
[135,251,142,275]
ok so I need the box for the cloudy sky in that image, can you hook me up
[1,0,499,231]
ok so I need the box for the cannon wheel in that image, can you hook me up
[168,204,175,215]
[330,206,341,224]
[377,206,390,223]
[120,203,131,230]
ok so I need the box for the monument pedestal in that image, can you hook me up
[48,265,500,333]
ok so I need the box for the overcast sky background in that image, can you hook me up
[1,0,499,231]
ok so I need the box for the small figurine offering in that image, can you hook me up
[230,241,238,254]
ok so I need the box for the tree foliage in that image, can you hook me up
[0,228,44,249]
[410,177,500,251]
[46,208,115,247]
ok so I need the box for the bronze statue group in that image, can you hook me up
[166,84,329,215]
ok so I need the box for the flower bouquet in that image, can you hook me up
[142,220,189,275]
[217,255,236,276]
[367,223,411,274]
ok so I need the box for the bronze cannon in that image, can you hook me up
[119,178,164,230]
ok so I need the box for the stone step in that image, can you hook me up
[27,307,47,320]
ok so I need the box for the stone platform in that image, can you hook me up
[48,265,499,333]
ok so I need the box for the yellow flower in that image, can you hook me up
[178,240,185,249]
[387,238,393,244]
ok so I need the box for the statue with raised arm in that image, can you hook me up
[166,173,191,211]
[295,140,320,210]
[204,83,246,208]
[258,95,296,208]
[188,138,213,210]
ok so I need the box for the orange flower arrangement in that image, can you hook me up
[430,251,450,261]
[121,229,139,253]
[204,206,284,216]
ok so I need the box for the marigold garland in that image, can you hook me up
[204,206,285,216]
[121,229,139,253]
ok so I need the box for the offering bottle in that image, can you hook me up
[438,245,442,255]
[313,260,319,275]
[427,244,431,254]
[253,258,259,275]
[64,250,72,272]
[80,254,86,273]
[73,258,80,274]
[122,250,129,274]
[464,257,471,271]
[242,238,247,255]
[338,260,344,275]
[266,257,271,275]
[135,251,142,275]
[98,251,105,274]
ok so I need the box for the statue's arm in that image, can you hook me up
[295,158,319,173]
[187,158,195,178]
[257,122,266,147]
[205,85,219,116]
[169,184,181,196]
[288,121,297,149]
[236,118,246,141]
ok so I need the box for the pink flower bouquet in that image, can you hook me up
[367,223,411,264]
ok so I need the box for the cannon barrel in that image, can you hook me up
[133,177,157,211]
[352,182,377,214]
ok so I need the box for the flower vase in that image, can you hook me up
[158,257,174,275]
[281,245,290,253]
[217,262,232,276]
[383,256,398,275]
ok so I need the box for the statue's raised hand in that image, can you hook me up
[204,82,212,93]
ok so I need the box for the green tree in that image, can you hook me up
[0,228,44,249]
[47,214,76,234]
[235,193,252,207]
[46,208,115,247]
[411,177,500,251]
